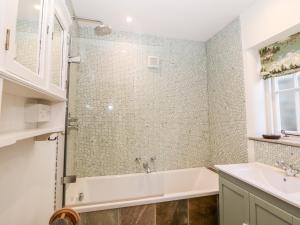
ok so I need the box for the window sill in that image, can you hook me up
[249,136,300,148]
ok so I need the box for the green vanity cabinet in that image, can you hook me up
[219,175,300,225]
[219,177,249,225]
[294,217,300,225]
[250,195,293,225]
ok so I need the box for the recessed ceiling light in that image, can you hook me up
[108,104,113,111]
[34,4,41,10]
[126,16,133,23]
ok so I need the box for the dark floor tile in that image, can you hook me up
[79,209,118,225]
[119,204,155,225]
[188,195,218,225]
[156,200,188,225]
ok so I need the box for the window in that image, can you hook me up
[271,72,300,134]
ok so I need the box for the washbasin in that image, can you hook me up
[215,162,300,208]
[238,164,300,194]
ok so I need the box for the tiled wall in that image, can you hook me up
[253,140,300,166]
[68,28,210,177]
[80,195,218,225]
[206,19,248,165]
[65,16,267,177]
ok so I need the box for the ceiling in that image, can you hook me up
[18,0,41,20]
[71,0,257,41]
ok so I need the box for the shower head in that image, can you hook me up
[72,16,112,36]
[94,24,112,36]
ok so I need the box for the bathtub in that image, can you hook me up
[65,167,219,213]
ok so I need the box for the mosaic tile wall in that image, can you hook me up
[253,140,300,166]
[69,28,210,177]
[206,19,248,165]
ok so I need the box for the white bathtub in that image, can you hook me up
[65,167,219,213]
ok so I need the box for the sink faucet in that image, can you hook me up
[275,160,300,177]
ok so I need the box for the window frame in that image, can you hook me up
[268,72,300,135]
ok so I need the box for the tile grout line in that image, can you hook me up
[187,199,190,225]
[154,204,157,225]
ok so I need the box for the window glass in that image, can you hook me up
[279,91,297,131]
[277,74,294,90]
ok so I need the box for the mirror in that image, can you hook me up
[15,0,43,73]
[50,15,64,88]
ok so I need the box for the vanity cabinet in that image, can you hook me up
[294,217,300,225]
[250,195,293,225]
[219,177,249,225]
[219,177,300,225]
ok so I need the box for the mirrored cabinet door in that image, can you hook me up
[47,7,71,96]
[3,0,46,85]
[50,15,64,88]
[15,0,43,74]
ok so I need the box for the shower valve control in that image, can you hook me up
[78,192,84,201]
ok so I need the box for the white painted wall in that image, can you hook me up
[241,0,300,49]
[0,0,5,67]
[240,0,300,161]
[0,138,56,225]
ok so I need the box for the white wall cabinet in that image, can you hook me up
[0,1,70,222]
[0,0,71,147]
[0,0,72,99]
[2,0,46,86]
[46,0,72,97]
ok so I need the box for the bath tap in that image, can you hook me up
[150,156,156,162]
[135,157,155,173]
[275,160,300,177]
[143,162,152,174]
[135,157,142,164]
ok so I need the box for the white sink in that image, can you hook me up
[215,162,300,208]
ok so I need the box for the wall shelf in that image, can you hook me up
[0,127,64,148]
[249,136,300,148]
[0,69,66,103]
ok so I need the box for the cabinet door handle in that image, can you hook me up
[5,29,10,50]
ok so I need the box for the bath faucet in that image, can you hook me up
[135,157,156,173]
[135,157,142,164]
[275,160,300,177]
[143,162,152,174]
[150,156,156,162]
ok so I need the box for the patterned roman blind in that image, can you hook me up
[259,32,300,80]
